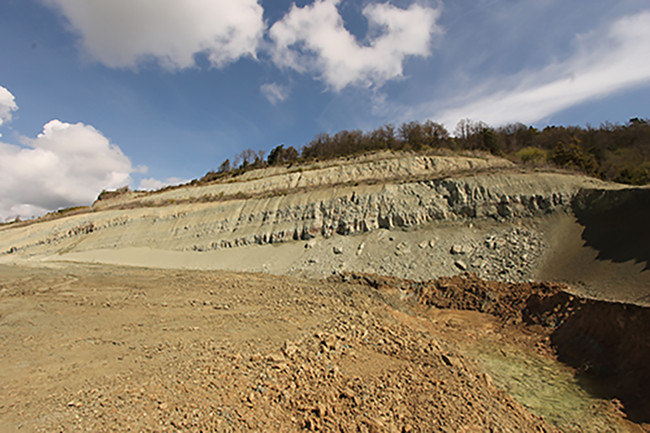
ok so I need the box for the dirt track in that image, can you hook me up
[1,263,645,432]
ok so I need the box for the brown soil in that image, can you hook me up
[0,264,646,432]
[338,271,650,426]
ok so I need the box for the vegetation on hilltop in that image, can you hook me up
[200,117,650,186]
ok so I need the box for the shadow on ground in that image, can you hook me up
[572,187,650,271]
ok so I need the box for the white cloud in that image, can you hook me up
[0,120,137,221]
[138,177,188,191]
[260,82,290,105]
[431,11,650,130]
[45,0,265,69]
[0,86,18,131]
[269,0,440,91]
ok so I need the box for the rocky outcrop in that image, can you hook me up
[0,169,605,258]
[95,152,513,209]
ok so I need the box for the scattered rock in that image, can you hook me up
[333,246,343,255]
[450,244,472,255]
[282,341,300,358]
[454,260,467,271]
[266,352,287,364]
[471,259,486,269]
[478,373,493,388]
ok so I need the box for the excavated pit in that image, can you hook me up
[338,271,650,425]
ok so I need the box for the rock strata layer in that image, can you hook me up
[0,170,603,258]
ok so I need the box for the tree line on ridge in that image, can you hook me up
[198,117,650,186]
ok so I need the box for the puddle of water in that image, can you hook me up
[472,342,638,433]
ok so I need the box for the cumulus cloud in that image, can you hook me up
[138,177,188,191]
[0,86,18,131]
[260,82,290,105]
[45,0,265,69]
[269,0,440,91]
[0,120,137,221]
[431,11,650,129]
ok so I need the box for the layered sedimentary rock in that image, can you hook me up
[0,168,604,257]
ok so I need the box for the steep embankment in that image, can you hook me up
[536,186,650,304]
[1,152,648,304]
[338,271,650,426]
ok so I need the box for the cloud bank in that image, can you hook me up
[45,0,265,69]
[0,86,18,131]
[269,0,440,91]
[0,118,137,221]
[44,0,441,91]
[432,11,650,129]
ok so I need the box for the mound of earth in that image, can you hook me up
[1,264,648,432]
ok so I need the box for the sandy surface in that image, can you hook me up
[535,213,650,304]
[22,213,647,307]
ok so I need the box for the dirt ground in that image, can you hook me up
[0,263,645,433]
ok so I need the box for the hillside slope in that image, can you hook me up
[1,151,648,303]
[2,151,650,432]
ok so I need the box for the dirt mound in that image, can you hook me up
[335,272,568,323]
[34,327,559,432]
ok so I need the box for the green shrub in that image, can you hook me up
[515,147,547,164]
[614,163,650,185]
[550,137,600,176]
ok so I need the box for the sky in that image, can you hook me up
[1,0,650,221]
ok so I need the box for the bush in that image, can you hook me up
[550,137,600,176]
[97,186,130,201]
[515,147,548,165]
[614,163,650,185]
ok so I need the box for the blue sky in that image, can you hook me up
[1,0,650,220]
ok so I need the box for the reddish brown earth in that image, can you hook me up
[339,272,650,426]
[1,263,648,432]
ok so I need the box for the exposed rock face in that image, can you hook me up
[94,152,513,209]
[5,152,645,291]
[2,152,648,433]
[572,187,650,271]
[0,170,602,257]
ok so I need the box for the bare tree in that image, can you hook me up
[238,148,257,168]
[217,158,231,173]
